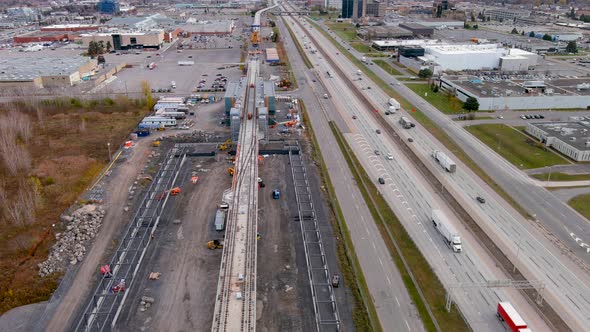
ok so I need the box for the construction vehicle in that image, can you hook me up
[247,112,253,120]
[228,167,235,176]
[207,239,224,249]
[152,140,161,147]
[273,189,280,199]
[251,31,260,46]
[219,139,233,151]
[157,187,181,200]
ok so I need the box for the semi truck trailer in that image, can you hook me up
[431,209,462,252]
[497,302,529,332]
[432,150,456,173]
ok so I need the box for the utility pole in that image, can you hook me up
[107,142,112,161]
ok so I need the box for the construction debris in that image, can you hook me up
[140,296,155,312]
[38,204,105,277]
[149,272,161,280]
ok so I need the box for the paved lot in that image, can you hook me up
[105,47,241,95]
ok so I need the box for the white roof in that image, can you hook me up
[372,39,441,47]
[498,302,527,326]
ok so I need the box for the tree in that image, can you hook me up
[470,13,475,22]
[529,31,535,37]
[106,41,112,53]
[542,34,553,41]
[464,22,471,29]
[473,24,478,30]
[566,41,578,53]
[521,31,525,36]
[511,28,518,34]
[418,68,433,79]
[463,97,479,111]
[88,41,99,57]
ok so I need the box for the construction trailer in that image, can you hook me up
[214,209,227,231]
[139,116,176,129]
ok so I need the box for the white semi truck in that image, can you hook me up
[388,98,400,113]
[431,209,462,252]
[432,150,456,173]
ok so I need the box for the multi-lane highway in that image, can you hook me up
[275,13,426,332]
[281,15,554,331]
[290,13,590,331]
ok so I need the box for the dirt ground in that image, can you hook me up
[118,154,231,331]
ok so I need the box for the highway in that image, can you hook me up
[296,15,590,331]
[211,59,259,332]
[275,14,426,332]
[282,15,553,331]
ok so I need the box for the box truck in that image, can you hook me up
[497,302,529,332]
[431,210,462,252]
[388,98,401,111]
[432,150,456,173]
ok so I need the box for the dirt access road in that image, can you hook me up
[42,135,161,332]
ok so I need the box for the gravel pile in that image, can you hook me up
[38,204,105,277]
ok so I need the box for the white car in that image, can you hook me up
[386,153,393,160]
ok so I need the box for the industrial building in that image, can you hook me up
[40,24,100,32]
[365,0,386,17]
[265,48,279,64]
[0,56,97,88]
[439,76,590,111]
[107,14,175,30]
[179,19,235,36]
[358,26,413,40]
[80,30,164,50]
[398,23,434,37]
[420,44,538,71]
[483,8,530,22]
[13,31,71,44]
[526,122,590,162]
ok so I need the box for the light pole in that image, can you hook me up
[546,165,552,183]
[513,242,521,273]
[107,142,112,161]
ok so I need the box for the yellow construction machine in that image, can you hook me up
[207,240,224,249]
[218,139,233,151]
[152,140,161,147]
[228,167,235,176]
[251,31,260,46]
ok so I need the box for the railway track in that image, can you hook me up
[212,60,259,332]
[288,15,569,332]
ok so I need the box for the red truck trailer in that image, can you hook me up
[497,302,528,332]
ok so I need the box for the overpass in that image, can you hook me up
[211,60,260,332]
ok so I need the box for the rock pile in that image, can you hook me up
[38,204,105,277]
[140,296,155,312]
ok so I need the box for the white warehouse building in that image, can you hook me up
[526,122,590,162]
[421,44,537,71]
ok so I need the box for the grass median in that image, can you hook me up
[299,101,380,332]
[307,17,535,219]
[330,122,468,332]
[568,194,590,220]
[373,59,404,76]
[465,124,568,169]
[406,84,464,114]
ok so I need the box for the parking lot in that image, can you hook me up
[104,47,241,95]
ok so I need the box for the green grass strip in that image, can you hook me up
[307,17,534,219]
[373,59,404,76]
[568,194,590,221]
[532,172,590,181]
[330,122,470,332]
[299,101,381,332]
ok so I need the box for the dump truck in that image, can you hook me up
[207,240,224,249]
[432,209,462,252]
[432,150,456,173]
[497,302,529,332]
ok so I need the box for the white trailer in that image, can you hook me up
[139,116,176,129]
[431,209,462,252]
[155,110,186,119]
[432,150,456,173]
[388,98,401,110]
[158,97,185,103]
[153,102,186,111]
[178,61,195,66]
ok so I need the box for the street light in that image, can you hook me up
[546,165,552,183]
[513,241,522,273]
[107,142,112,161]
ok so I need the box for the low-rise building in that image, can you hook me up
[484,8,530,22]
[526,122,590,162]
[179,19,235,36]
[399,23,434,36]
[80,30,164,50]
[0,56,97,88]
[358,26,414,40]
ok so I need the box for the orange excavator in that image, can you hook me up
[157,187,181,200]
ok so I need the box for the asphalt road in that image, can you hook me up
[310,17,590,331]
[287,17,551,331]
[276,16,425,332]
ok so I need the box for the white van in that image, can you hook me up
[171,81,177,89]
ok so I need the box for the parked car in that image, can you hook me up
[378,177,385,184]
[386,153,393,160]
[376,129,381,134]
[352,115,357,119]
[476,196,486,204]
[331,274,340,287]
[374,150,381,155]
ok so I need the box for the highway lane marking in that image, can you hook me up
[395,296,400,306]
[387,276,392,285]
[405,320,410,331]
[372,242,376,250]
[378,257,384,266]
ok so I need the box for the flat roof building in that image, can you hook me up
[526,122,590,162]
[40,24,100,32]
[399,23,434,37]
[358,26,413,40]
[0,56,97,88]
[483,8,530,22]
[80,30,164,50]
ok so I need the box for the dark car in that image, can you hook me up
[352,115,357,119]
[476,196,486,204]
[378,177,385,184]
[408,137,414,142]
[376,129,381,134]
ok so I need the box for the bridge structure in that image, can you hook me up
[211,59,261,332]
